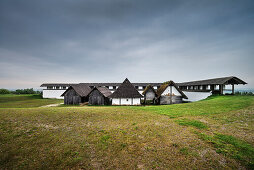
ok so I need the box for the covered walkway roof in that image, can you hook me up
[177,76,247,86]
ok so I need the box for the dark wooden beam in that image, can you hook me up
[219,84,223,94]
[210,85,214,91]
[202,85,207,90]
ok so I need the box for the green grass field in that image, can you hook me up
[0,94,63,108]
[0,94,254,169]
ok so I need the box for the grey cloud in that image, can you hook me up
[0,0,254,88]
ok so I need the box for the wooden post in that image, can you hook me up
[170,86,172,104]
[202,85,206,91]
[232,84,234,95]
[219,85,223,95]
[144,94,146,104]
[210,85,214,91]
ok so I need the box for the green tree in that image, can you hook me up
[0,89,11,94]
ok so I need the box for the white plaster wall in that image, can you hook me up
[112,98,141,105]
[183,91,212,102]
[161,86,181,96]
[120,98,132,105]
[42,90,65,99]
[133,98,141,105]
[112,98,120,105]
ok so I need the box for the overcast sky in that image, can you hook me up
[0,0,253,89]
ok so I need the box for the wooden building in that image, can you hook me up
[177,76,247,95]
[41,82,161,99]
[109,78,143,105]
[142,84,157,104]
[61,84,91,105]
[156,81,188,104]
[88,87,112,105]
[41,76,246,99]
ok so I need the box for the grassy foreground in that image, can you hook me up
[0,95,254,169]
[0,94,63,108]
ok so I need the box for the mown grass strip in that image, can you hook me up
[175,119,208,129]
[196,132,254,169]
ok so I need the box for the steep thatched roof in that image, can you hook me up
[157,80,188,99]
[89,87,112,97]
[109,78,143,98]
[142,84,157,95]
[177,76,247,86]
[61,84,91,97]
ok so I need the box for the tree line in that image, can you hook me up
[234,91,254,96]
[0,88,41,94]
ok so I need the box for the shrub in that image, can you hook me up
[235,91,254,96]
[13,88,41,94]
[0,89,11,94]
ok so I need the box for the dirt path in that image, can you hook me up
[40,103,63,107]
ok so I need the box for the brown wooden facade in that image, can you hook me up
[61,84,91,105]
[63,88,88,105]
[88,87,112,105]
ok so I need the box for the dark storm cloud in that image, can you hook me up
[0,0,254,88]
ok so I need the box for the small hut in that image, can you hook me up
[142,84,157,104]
[88,87,112,105]
[156,80,188,104]
[109,78,143,105]
[61,84,91,105]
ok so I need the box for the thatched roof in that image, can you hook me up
[177,76,247,86]
[157,80,188,99]
[89,87,112,97]
[61,84,91,97]
[142,84,157,95]
[109,78,143,98]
